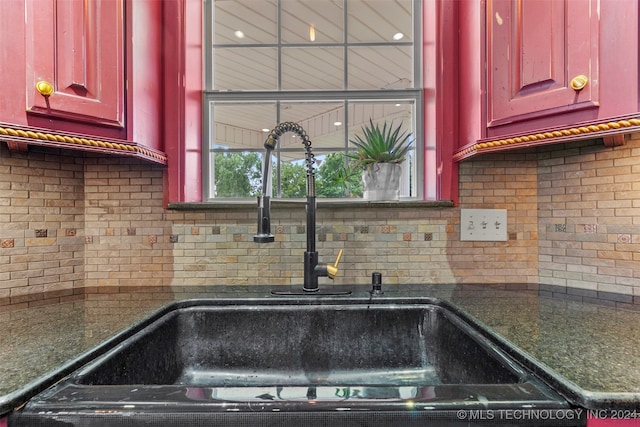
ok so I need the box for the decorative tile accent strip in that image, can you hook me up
[169,234,179,243]
[1,239,14,248]
[105,228,115,236]
[618,234,631,244]
[403,233,412,241]
[424,232,433,241]
[84,236,93,244]
[211,226,221,234]
[35,229,47,238]
[190,227,199,235]
[555,224,567,233]
[127,228,136,236]
[148,236,157,244]
[583,224,597,233]
[296,225,305,234]
[358,226,369,234]
[381,225,391,234]
[508,232,518,241]
[65,229,77,237]
[276,226,285,234]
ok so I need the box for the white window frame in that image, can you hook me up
[203,0,424,201]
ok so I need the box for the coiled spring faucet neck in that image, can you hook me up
[265,122,315,166]
[253,122,316,243]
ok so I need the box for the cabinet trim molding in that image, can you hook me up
[453,116,640,161]
[0,123,167,165]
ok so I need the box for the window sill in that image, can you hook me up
[167,199,455,210]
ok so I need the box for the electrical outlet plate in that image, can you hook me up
[460,209,507,241]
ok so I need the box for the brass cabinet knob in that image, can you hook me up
[570,75,588,91]
[36,80,54,96]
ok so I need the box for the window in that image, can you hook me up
[204,0,422,200]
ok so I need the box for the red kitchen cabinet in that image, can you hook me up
[25,0,125,128]
[486,0,598,130]
[0,0,166,164]
[455,0,640,160]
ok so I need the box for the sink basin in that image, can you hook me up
[11,297,581,426]
[77,301,520,387]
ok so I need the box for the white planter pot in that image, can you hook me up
[362,163,401,201]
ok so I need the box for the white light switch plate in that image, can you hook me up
[460,209,507,241]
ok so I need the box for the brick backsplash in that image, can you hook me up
[2,135,640,300]
[0,146,84,301]
[537,135,640,295]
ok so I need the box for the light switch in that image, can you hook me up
[460,209,507,241]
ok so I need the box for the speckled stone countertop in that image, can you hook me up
[0,284,639,414]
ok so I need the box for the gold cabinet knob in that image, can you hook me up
[36,81,54,96]
[570,75,588,91]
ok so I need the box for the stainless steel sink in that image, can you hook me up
[11,297,582,426]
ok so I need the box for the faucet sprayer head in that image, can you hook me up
[254,122,315,244]
[254,149,275,243]
[265,136,277,150]
[253,195,274,243]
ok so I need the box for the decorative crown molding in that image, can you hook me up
[0,123,167,165]
[454,117,640,161]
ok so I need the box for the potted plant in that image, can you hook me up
[347,119,412,201]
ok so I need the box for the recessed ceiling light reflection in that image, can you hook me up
[262,128,270,132]
[234,30,245,39]
[309,24,316,42]
[393,32,404,41]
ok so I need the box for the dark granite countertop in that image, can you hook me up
[0,284,639,414]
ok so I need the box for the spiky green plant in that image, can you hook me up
[348,119,412,170]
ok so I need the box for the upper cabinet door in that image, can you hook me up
[486,0,598,131]
[25,0,124,127]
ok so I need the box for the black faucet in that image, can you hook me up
[253,122,344,293]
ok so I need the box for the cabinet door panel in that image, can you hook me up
[26,0,124,127]
[487,0,598,128]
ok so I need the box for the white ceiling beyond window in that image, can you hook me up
[213,1,412,44]
[212,0,413,91]
[210,0,414,150]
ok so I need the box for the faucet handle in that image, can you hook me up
[327,249,344,279]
